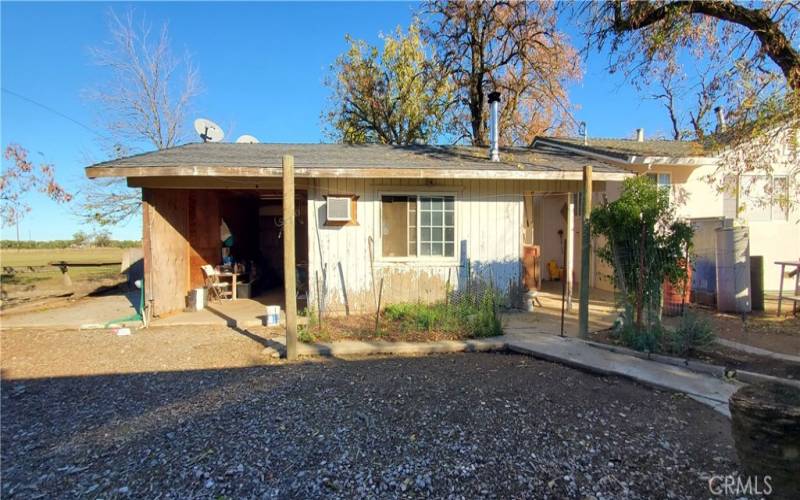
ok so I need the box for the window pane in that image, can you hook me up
[658,174,670,186]
[416,195,456,258]
[381,196,409,257]
[741,175,771,221]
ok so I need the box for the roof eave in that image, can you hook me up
[536,137,717,167]
[85,165,632,182]
[628,155,718,166]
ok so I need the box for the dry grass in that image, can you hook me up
[1,247,124,267]
[1,247,130,309]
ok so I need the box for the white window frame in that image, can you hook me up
[377,191,459,263]
[645,172,671,188]
[740,174,789,222]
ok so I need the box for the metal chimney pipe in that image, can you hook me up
[636,128,644,142]
[488,91,501,162]
[715,106,727,132]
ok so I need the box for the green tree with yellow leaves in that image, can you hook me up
[324,23,453,145]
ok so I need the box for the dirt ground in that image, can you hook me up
[1,333,739,498]
[690,307,800,355]
[0,325,283,380]
[589,307,800,380]
[693,344,800,379]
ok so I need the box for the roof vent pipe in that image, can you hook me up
[488,91,501,162]
[636,128,644,142]
[715,106,727,132]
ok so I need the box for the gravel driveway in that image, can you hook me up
[2,352,737,499]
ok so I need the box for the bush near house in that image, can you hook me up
[613,311,715,356]
[592,176,696,353]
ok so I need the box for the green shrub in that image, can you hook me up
[469,286,503,337]
[663,312,715,356]
[298,326,315,344]
[618,323,663,353]
[382,284,503,338]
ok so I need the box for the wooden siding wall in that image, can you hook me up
[143,188,191,316]
[188,191,221,289]
[143,188,224,316]
[306,178,591,314]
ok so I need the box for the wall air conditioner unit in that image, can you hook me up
[326,196,353,223]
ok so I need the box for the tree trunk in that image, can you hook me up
[613,0,800,90]
[636,219,646,329]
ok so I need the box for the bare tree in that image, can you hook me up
[79,9,200,226]
[423,0,581,146]
[650,69,683,140]
[648,64,722,141]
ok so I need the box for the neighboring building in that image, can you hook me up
[85,142,630,317]
[533,130,799,295]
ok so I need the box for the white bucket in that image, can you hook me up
[265,305,281,327]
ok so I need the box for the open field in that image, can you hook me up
[1,247,133,310]
[1,247,124,267]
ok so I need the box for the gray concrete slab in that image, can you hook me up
[269,337,507,357]
[1,294,140,330]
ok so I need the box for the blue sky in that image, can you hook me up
[2,1,672,241]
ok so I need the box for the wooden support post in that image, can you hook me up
[566,193,574,311]
[283,155,298,360]
[578,165,593,338]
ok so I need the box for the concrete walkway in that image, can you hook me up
[716,337,800,363]
[1,294,140,330]
[504,334,742,416]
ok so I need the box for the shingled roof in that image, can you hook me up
[86,142,632,181]
[534,136,711,161]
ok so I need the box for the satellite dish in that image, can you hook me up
[194,118,224,143]
[235,134,259,144]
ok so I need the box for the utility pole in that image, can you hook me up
[283,154,298,360]
[578,165,593,338]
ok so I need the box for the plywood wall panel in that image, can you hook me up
[142,188,190,316]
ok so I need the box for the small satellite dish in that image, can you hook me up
[235,134,259,144]
[194,118,224,143]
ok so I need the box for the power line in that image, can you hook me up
[2,87,108,139]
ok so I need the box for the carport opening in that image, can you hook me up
[190,189,308,312]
